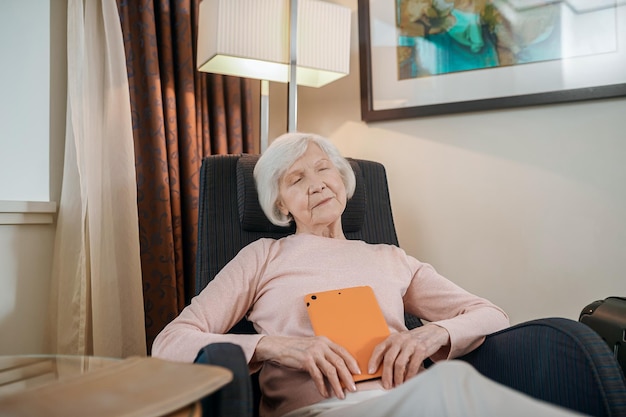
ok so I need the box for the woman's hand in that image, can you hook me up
[368,324,450,389]
[253,335,361,399]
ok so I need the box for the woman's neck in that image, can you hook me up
[295,224,346,239]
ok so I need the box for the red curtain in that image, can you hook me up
[116,0,256,352]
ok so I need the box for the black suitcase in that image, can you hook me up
[580,296,626,375]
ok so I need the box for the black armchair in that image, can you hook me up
[193,154,626,417]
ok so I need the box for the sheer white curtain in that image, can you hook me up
[49,0,146,357]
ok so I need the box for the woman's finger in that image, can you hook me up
[392,346,414,387]
[368,339,389,377]
[318,357,345,399]
[329,341,361,378]
[405,351,425,380]
[371,332,432,388]
[380,342,401,389]
[309,337,358,398]
[304,358,329,398]
[322,346,359,397]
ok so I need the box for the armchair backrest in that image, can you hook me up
[195,153,410,333]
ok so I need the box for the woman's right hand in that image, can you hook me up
[252,335,360,399]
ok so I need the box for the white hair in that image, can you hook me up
[253,132,356,227]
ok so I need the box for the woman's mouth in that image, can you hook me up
[312,197,333,209]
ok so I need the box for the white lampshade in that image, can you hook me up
[197,0,351,88]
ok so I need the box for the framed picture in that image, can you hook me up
[358,0,626,122]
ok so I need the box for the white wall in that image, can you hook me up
[0,0,66,355]
[276,0,626,325]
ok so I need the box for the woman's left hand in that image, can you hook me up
[368,323,450,389]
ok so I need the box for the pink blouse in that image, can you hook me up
[152,234,509,417]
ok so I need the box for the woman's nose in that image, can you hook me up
[308,181,326,193]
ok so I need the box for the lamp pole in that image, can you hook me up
[260,80,270,153]
[287,0,298,133]
[261,0,297,153]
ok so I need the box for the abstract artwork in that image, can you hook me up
[359,0,626,121]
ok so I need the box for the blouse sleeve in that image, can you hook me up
[151,239,272,368]
[402,258,510,361]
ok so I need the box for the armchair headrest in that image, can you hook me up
[236,154,367,233]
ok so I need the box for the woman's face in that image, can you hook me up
[276,142,347,237]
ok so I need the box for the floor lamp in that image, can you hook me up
[196,0,351,152]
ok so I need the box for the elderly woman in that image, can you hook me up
[153,133,579,417]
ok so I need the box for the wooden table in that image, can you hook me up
[0,355,232,417]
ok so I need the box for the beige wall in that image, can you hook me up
[269,0,626,325]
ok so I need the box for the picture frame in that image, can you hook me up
[358,0,626,122]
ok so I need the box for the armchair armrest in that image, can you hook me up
[194,343,254,417]
[459,318,626,417]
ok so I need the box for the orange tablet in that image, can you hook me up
[304,286,390,382]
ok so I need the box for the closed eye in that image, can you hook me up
[317,160,331,171]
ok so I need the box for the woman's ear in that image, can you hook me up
[275,199,289,216]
